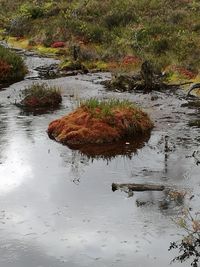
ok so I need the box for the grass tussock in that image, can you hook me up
[20,83,62,109]
[48,98,153,145]
[0,45,26,83]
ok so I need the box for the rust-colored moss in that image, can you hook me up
[48,103,153,145]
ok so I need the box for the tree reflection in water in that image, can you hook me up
[0,106,8,163]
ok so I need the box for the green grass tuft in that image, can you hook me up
[80,98,137,118]
[22,83,61,99]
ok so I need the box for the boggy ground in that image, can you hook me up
[3,0,200,85]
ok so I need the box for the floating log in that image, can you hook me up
[112,183,165,192]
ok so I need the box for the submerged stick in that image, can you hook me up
[112,183,165,192]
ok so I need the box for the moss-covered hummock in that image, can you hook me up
[47,99,153,145]
[18,83,62,109]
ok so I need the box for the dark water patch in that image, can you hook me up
[188,119,200,128]
[15,104,63,116]
[181,100,200,109]
[136,199,154,207]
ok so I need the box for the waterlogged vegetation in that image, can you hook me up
[48,98,153,145]
[0,44,26,84]
[17,82,62,110]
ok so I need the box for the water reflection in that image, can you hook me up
[0,106,8,162]
[0,110,33,193]
[67,133,151,161]
[65,150,90,185]
[17,104,63,116]
[113,185,186,216]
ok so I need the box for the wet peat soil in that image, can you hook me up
[0,51,199,267]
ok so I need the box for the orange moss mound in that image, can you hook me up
[47,105,153,145]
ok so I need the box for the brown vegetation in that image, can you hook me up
[47,99,153,145]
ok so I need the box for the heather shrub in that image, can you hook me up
[0,45,26,83]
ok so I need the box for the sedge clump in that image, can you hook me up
[19,83,62,109]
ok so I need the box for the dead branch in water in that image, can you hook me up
[169,81,193,87]
[112,183,165,192]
